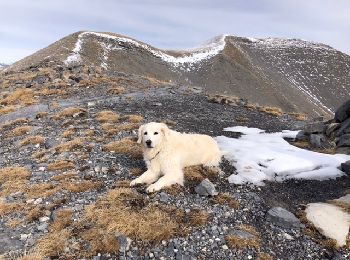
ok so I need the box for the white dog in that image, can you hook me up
[130,122,222,193]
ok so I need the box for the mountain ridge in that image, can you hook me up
[4,31,350,117]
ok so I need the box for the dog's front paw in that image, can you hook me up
[146,183,162,193]
[130,178,142,187]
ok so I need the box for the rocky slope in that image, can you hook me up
[5,31,350,117]
[0,63,350,259]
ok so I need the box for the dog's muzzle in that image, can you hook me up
[145,140,152,148]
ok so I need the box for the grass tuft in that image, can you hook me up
[103,138,142,158]
[18,135,45,147]
[47,160,75,171]
[96,110,119,123]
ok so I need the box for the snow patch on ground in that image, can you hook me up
[65,31,227,68]
[216,126,350,185]
[305,203,350,247]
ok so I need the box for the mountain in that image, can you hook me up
[6,31,350,117]
[0,63,8,69]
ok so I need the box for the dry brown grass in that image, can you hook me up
[40,88,67,96]
[258,252,274,260]
[32,150,48,163]
[0,105,16,115]
[0,166,30,183]
[63,180,101,193]
[107,86,125,95]
[123,114,143,123]
[54,138,84,153]
[47,160,75,171]
[0,118,29,129]
[130,167,143,176]
[187,209,209,226]
[0,167,30,196]
[184,165,220,184]
[26,206,45,222]
[0,202,25,216]
[184,166,205,183]
[81,228,120,255]
[26,183,61,198]
[290,140,309,149]
[82,188,179,244]
[244,103,257,110]
[53,107,87,119]
[36,111,48,119]
[7,125,32,137]
[16,251,45,260]
[84,129,95,137]
[51,171,78,181]
[0,88,36,106]
[211,193,240,209]
[101,122,140,135]
[5,218,22,228]
[35,229,71,257]
[50,208,73,231]
[96,110,119,123]
[18,135,45,147]
[225,224,261,249]
[258,106,283,117]
[236,116,250,123]
[62,128,76,138]
[103,138,142,158]
[288,112,307,121]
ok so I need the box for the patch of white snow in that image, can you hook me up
[216,126,350,185]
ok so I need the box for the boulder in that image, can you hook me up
[340,160,350,174]
[303,121,325,134]
[309,134,334,149]
[295,131,308,141]
[325,123,340,137]
[266,207,302,228]
[335,117,350,137]
[336,134,350,147]
[335,99,350,123]
[195,178,218,196]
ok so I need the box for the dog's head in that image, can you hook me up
[137,122,169,149]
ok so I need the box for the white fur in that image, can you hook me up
[130,122,222,193]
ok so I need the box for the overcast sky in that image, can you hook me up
[0,0,349,63]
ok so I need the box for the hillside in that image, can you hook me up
[5,31,350,117]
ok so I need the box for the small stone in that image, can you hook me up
[149,252,154,258]
[153,102,162,106]
[34,198,43,204]
[38,167,45,171]
[20,234,30,241]
[39,216,50,222]
[283,232,294,240]
[116,233,132,252]
[195,178,218,196]
[266,207,302,228]
[222,245,228,250]
[37,223,48,231]
[88,102,96,107]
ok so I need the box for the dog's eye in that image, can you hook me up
[144,132,147,135]
[154,132,158,135]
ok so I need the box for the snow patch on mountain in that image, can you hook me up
[65,31,227,69]
[216,126,349,186]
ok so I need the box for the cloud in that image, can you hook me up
[0,0,349,63]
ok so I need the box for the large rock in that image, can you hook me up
[340,160,350,174]
[309,134,333,149]
[336,134,350,147]
[303,121,325,134]
[335,99,350,123]
[325,123,340,137]
[305,203,350,247]
[266,207,302,228]
[195,178,218,196]
[336,117,350,136]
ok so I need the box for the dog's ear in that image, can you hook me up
[137,125,144,144]
[160,123,169,139]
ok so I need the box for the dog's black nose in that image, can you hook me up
[146,140,152,146]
